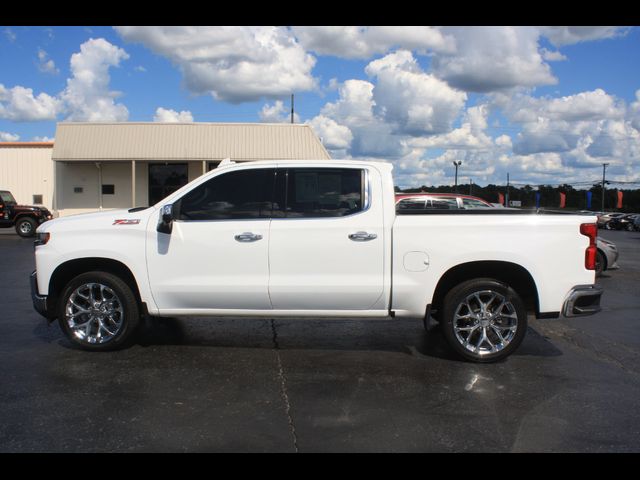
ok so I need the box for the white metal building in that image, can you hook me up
[51,122,331,217]
[0,142,55,209]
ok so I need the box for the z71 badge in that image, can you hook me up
[113,219,141,225]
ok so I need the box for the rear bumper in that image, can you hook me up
[562,284,604,317]
[30,270,50,319]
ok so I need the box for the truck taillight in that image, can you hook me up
[580,223,597,270]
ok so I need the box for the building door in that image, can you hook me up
[148,163,188,206]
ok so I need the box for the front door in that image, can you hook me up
[148,163,189,206]
[146,167,275,312]
[268,167,385,310]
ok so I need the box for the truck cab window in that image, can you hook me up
[285,168,364,218]
[177,168,274,220]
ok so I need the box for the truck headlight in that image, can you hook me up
[34,232,50,246]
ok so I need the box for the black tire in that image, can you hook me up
[595,250,606,277]
[57,271,140,351]
[441,278,527,363]
[15,217,37,237]
[626,223,634,232]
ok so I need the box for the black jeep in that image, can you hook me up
[0,190,53,237]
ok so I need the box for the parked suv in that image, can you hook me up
[0,190,53,237]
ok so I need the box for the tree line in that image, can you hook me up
[395,183,640,213]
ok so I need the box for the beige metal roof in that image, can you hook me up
[52,122,331,162]
[0,142,54,148]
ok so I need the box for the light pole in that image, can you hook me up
[602,163,609,212]
[453,161,462,193]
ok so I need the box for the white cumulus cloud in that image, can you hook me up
[307,115,353,151]
[37,49,59,75]
[365,50,467,135]
[312,79,408,158]
[60,38,129,122]
[258,100,300,124]
[291,26,455,59]
[0,131,20,141]
[540,26,628,46]
[153,107,194,122]
[431,26,557,92]
[115,26,317,103]
[0,84,61,121]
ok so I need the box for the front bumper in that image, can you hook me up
[30,271,50,320]
[562,284,604,317]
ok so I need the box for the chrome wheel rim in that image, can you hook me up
[19,221,32,234]
[65,283,124,344]
[453,290,518,356]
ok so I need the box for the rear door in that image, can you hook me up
[268,167,385,310]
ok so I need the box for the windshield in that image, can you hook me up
[0,191,17,204]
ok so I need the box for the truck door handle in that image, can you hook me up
[234,232,263,242]
[348,231,377,242]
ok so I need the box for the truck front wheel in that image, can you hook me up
[15,217,37,237]
[441,278,527,363]
[57,271,140,351]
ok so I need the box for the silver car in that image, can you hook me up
[596,237,619,276]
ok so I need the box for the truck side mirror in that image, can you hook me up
[157,204,174,234]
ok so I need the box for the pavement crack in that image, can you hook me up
[270,319,299,453]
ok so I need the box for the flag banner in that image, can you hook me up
[617,190,623,209]
[498,193,505,205]
[587,191,592,209]
[535,192,541,209]
[559,192,566,208]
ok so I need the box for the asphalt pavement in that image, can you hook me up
[1,229,639,452]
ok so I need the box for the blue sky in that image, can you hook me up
[1,26,639,188]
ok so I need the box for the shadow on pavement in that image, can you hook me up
[32,315,563,363]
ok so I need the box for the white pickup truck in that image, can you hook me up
[31,160,603,362]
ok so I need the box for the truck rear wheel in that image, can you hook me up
[441,278,527,363]
[57,271,140,351]
[15,217,37,237]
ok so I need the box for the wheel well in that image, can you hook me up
[430,261,539,317]
[597,249,607,270]
[14,213,37,221]
[47,258,142,314]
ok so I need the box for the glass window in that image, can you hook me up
[0,191,16,203]
[397,198,427,210]
[102,185,115,195]
[428,197,459,209]
[285,168,363,218]
[462,198,491,209]
[32,194,43,204]
[177,168,274,221]
[149,163,188,205]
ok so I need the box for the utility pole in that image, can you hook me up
[291,94,294,124]
[469,178,473,195]
[602,163,609,212]
[506,172,510,207]
[453,161,462,193]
